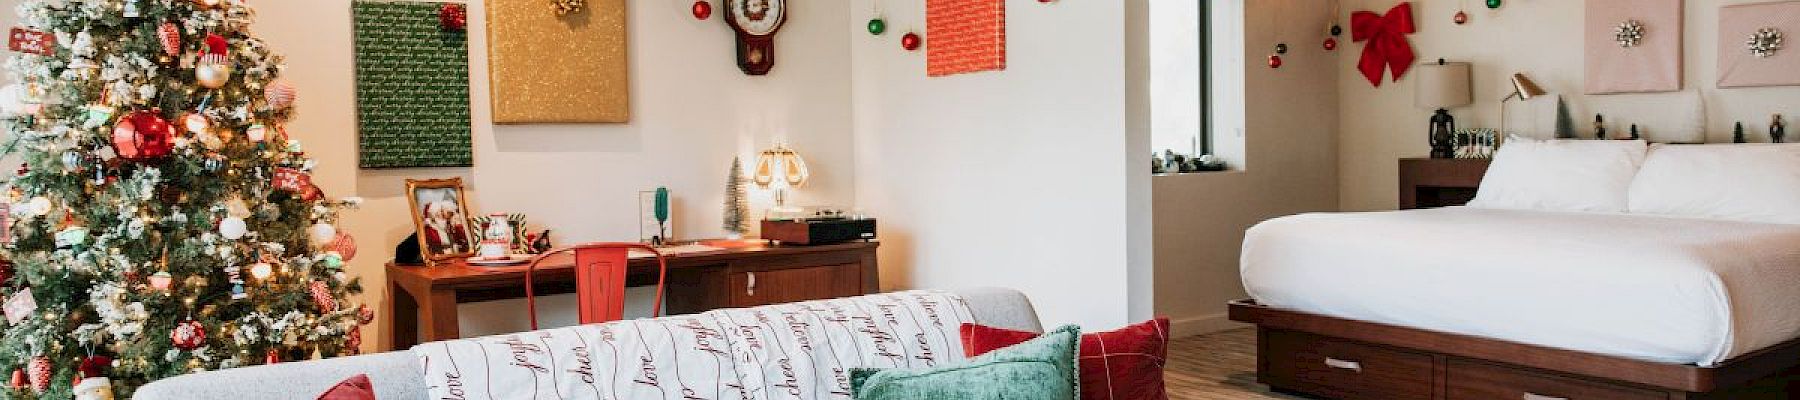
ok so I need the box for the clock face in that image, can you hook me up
[726,0,785,36]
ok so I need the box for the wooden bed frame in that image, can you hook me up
[1229,300,1800,399]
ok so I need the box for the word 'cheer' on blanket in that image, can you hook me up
[413,290,977,400]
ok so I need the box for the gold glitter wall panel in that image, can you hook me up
[487,0,630,124]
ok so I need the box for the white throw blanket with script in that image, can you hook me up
[412,290,977,400]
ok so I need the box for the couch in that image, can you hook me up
[135,288,1042,400]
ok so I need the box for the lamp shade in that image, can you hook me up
[1509,73,1547,100]
[753,144,809,188]
[1415,61,1473,109]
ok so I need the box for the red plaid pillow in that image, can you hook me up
[961,317,1170,400]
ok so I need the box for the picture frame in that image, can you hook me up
[406,178,478,266]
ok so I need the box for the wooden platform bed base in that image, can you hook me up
[1228,300,1800,399]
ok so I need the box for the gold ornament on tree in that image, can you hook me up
[195,34,233,89]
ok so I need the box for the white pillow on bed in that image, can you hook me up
[1467,137,1648,213]
[1628,144,1800,224]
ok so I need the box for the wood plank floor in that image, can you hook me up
[1166,328,1306,399]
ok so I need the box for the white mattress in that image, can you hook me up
[1242,207,1800,366]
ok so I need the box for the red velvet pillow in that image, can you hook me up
[962,317,1170,400]
[316,374,376,400]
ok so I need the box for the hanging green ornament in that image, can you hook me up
[1486,0,1502,9]
[867,18,887,36]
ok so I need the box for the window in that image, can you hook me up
[1150,1,1218,172]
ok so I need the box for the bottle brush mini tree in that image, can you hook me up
[0,0,368,398]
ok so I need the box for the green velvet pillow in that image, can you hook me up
[850,325,1081,400]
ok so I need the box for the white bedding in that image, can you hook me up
[1242,207,1800,366]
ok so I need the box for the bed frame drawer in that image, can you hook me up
[1447,359,1667,400]
[1261,329,1436,400]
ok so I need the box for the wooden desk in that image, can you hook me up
[384,241,878,349]
[1399,158,1491,209]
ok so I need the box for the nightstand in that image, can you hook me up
[1398,158,1491,209]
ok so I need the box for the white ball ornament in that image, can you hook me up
[181,113,211,135]
[309,223,336,245]
[219,216,248,240]
[26,196,51,217]
[250,262,272,280]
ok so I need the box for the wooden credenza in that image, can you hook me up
[383,241,877,350]
[1399,158,1491,209]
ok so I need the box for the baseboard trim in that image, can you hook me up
[1169,312,1248,338]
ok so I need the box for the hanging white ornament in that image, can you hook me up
[219,216,248,240]
[308,223,336,245]
[73,376,113,400]
[26,197,51,217]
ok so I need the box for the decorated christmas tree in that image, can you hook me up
[0,0,368,398]
[723,157,749,238]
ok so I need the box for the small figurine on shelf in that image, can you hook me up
[1773,114,1788,144]
[1629,124,1641,140]
[1736,122,1748,143]
[1594,114,1608,140]
[528,230,554,254]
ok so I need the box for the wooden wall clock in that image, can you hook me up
[724,0,786,75]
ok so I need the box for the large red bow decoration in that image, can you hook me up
[1352,2,1418,87]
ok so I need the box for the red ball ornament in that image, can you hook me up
[310,280,337,313]
[171,320,207,350]
[692,1,713,20]
[112,111,175,161]
[357,304,376,325]
[1323,37,1338,51]
[157,23,182,57]
[901,32,923,51]
[346,327,363,354]
[78,355,111,379]
[1454,11,1469,25]
[8,369,22,389]
[1268,54,1283,69]
[439,3,467,31]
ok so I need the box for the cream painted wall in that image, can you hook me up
[849,0,1152,329]
[1151,0,1341,337]
[1339,0,1800,211]
[246,0,855,348]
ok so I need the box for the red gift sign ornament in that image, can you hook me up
[273,167,310,192]
[7,28,54,56]
[1352,2,1418,87]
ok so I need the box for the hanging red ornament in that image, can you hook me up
[171,320,206,350]
[26,356,49,393]
[331,231,359,261]
[264,348,281,364]
[357,304,376,325]
[346,327,363,354]
[0,260,12,286]
[265,80,297,110]
[692,1,713,20]
[77,355,111,379]
[8,369,22,389]
[1268,55,1284,69]
[901,32,923,51]
[202,34,229,62]
[157,23,181,57]
[272,167,314,195]
[1324,37,1339,51]
[439,3,467,31]
[1454,11,1469,25]
[112,110,175,162]
[310,280,337,313]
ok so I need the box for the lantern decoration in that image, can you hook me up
[264,80,297,110]
[111,111,175,161]
[195,34,233,89]
[26,356,49,393]
[148,271,173,291]
[439,3,467,31]
[157,22,181,56]
[171,320,206,350]
[692,1,713,20]
[901,32,923,51]
[309,280,337,312]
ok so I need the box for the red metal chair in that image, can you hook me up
[523,243,669,330]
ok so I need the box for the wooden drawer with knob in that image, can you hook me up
[728,264,866,308]
[1446,359,1667,400]
[1260,329,1437,400]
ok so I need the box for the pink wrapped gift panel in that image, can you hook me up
[926,0,1006,77]
[1718,1,1800,88]
[1586,0,1684,94]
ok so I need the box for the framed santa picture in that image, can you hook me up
[406,178,477,266]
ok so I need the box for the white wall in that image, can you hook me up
[850,0,1151,330]
[1151,0,1341,337]
[1339,0,1800,211]
[245,0,855,347]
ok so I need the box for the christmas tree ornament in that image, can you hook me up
[692,1,713,20]
[1486,0,1502,9]
[901,32,923,51]
[330,231,358,261]
[1275,43,1289,55]
[26,356,48,393]
[191,0,222,9]
[61,150,84,173]
[273,167,315,196]
[196,34,233,89]
[0,260,11,285]
[148,271,173,291]
[265,348,281,364]
[219,216,248,240]
[245,123,268,142]
[1351,3,1419,86]
[54,226,89,249]
[357,305,376,325]
[309,223,337,245]
[554,0,585,16]
[723,157,750,238]
[1324,37,1338,51]
[181,112,211,135]
[112,111,175,161]
[73,377,114,400]
[1454,11,1469,25]
[250,262,273,280]
[345,327,363,354]
[438,3,468,31]
[1331,24,1344,37]
[867,18,887,36]
[157,23,181,56]
[171,320,206,350]
[264,80,298,110]
[322,252,345,269]
[1269,55,1283,69]
[77,355,110,379]
[9,369,22,389]
[310,280,337,312]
